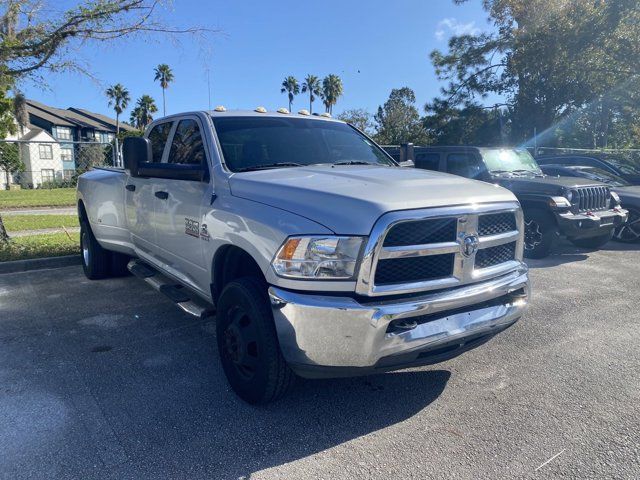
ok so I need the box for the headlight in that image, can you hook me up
[565,190,574,202]
[549,196,572,208]
[610,191,621,205]
[272,236,364,279]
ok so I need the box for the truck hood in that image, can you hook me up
[494,175,606,196]
[229,165,516,234]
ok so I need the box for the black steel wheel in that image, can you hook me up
[523,209,557,259]
[216,277,295,404]
[614,208,640,243]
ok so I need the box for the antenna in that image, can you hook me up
[206,68,212,110]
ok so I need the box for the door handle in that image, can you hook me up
[155,191,169,200]
[125,184,136,192]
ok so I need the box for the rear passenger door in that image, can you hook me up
[152,116,213,291]
[125,121,172,252]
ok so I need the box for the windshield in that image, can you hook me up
[574,167,630,186]
[212,116,396,172]
[480,148,543,175]
[598,154,640,176]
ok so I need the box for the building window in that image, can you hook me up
[38,144,53,159]
[63,169,75,180]
[56,127,72,140]
[61,147,73,162]
[41,169,55,182]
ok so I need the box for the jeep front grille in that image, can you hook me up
[573,186,610,212]
[356,203,524,296]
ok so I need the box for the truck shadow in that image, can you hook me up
[0,266,452,480]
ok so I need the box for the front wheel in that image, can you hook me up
[614,207,640,243]
[523,209,558,259]
[569,230,613,249]
[216,277,295,404]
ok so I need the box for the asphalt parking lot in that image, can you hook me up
[1,241,639,480]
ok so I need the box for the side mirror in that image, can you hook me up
[123,137,152,177]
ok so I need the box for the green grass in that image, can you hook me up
[0,232,80,262]
[0,188,76,209]
[3,214,79,232]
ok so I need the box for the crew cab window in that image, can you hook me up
[167,119,206,165]
[415,152,440,171]
[446,153,484,179]
[147,122,172,163]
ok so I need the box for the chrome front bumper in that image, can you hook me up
[269,265,530,378]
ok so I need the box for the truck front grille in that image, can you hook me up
[375,254,455,285]
[573,186,610,212]
[383,218,457,246]
[356,204,524,296]
[475,242,517,269]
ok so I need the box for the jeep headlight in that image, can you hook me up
[272,236,364,279]
[610,191,621,205]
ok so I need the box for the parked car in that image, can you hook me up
[540,164,640,243]
[77,109,531,403]
[386,145,628,258]
[536,153,640,185]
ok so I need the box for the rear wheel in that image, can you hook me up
[216,277,295,404]
[80,221,111,279]
[614,207,640,243]
[523,209,557,259]
[570,230,613,249]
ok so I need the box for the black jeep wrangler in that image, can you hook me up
[386,145,628,258]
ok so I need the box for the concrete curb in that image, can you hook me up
[0,255,81,275]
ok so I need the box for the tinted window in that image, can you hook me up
[167,119,206,165]
[415,152,440,171]
[212,116,394,172]
[446,153,485,179]
[147,122,172,163]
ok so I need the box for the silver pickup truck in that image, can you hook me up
[77,109,530,404]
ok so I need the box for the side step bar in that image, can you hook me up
[127,259,215,319]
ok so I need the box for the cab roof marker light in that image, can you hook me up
[277,108,290,114]
[213,105,226,112]
[320,112,331,118]
[255,106,267,113]
[298,109,310,116]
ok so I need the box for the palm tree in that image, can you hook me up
[130,95,158,129]
[321,74,344,114]
[105,83,130,136]
[301,74,321,113]
[280,76,300,112]
[154,64,174,116]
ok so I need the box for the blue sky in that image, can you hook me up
[23,0,492,119]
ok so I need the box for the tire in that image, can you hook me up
[523,208,558,259]
[570,230,614,249]
[80,221,111,279]
[216,277,295,404]
[614,207,640,243]
[110,252,131,277]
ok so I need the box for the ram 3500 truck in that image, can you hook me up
[77,109,530,404]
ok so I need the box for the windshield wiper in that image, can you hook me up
[332,160,376,166]
[489,169,513,175]
[512,169,544,177]
[236,162,303,172]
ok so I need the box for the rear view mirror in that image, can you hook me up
[123,137,152,177]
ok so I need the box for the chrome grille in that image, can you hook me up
[356,203,524,296]
[573,186,609,212]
